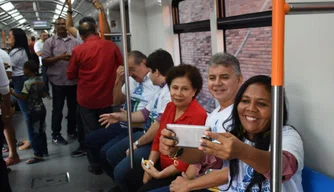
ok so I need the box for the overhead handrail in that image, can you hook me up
[271,1,334,192]
[99,12,104,39]
[2,30,6,49]
[0,0,84,16]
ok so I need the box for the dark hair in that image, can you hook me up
[128,50,147,65]
[78,21,96,38]
[24,60,40,76]
[166,64,203,98]
[31,36,36,41]
[79,16,96,25]
[224,75,288,191]
[146,49,174,76]
[9,28,32,60]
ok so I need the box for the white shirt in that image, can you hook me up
[219,126,304,192]
[0,57,9,94]
[76,30,84,44]
[120,73,160,128]
[206,105,233,133]
[0,49,12,72]
[34,39,44,66]
[144,83,171,128]
[9,48,29,77]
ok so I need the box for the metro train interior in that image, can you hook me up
[0,0,334,192]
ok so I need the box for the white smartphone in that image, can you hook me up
[166,124,211,148]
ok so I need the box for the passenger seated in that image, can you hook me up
[121,64,207,192]
[98,49,175,191]
[84,50,160,175]
[158,75,304,192]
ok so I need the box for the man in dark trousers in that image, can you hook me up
[67,18,123,157]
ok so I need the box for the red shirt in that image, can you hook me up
[152,99,207,172]
[67,35,123,109]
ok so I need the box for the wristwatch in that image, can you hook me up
[134,140,140,148]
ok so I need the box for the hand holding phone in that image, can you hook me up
[166,124,211,148]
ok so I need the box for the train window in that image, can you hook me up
[179,0,210,24]
[179,32,215,112]
[224,0,272,17]
[225,27,272,80]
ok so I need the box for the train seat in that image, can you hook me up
[302,166,334,192]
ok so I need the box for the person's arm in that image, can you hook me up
[136,121,160,146]
[66,0,78,37]
[41,40,71,67]
[10,88,28,101]
[113,66,126,105]
[67,49,79,80]
[170,168,229,192]
[93,0,112,39]
[119,109,145,123]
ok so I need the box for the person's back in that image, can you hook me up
[69,35,122,109]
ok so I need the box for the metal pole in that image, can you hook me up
[120,0,134,168]
[104,33,131,36]
[286,2,334,15]
[270,87,284,192]
[271,0,285,191]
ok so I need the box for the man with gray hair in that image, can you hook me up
[158,52,244,192]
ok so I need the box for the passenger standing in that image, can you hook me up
[0,49,20,166]
[11,61,48,164]
[67,19,123,156]
[8,28,32,150]
[42,17,80,145]
[34,31,51,99]
[0,57,12,192]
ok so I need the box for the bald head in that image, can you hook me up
[78,21,97,39]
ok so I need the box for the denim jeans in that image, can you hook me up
[12,76,31,142]
[105,131,151,192]
[84,123,128,171]
[28,105,48,157]
[51,83,77,137]
[41,66,50,96]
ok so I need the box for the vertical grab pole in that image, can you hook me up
[271,0,286,192]
[99,12,105,39]
[120,0,134,168]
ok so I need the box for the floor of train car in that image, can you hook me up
[5,97,116,192]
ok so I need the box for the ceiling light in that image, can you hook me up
[8,9,18,14]
[12,12,20,17]
[53,15,59,20]
[1,2,15,11]
[14,15,23,20]
[18,19,26,24]
[55,9,61,14]
[56,5,62,10]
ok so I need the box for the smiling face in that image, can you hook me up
[208,65,242,107]
[237,83,271,140]
[170,76,196,110]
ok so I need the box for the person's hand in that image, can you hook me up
[199,132,245,160]
[159,128,178,156]
[10,88,14,94]
[4,62,9,70]
[170,172,191,192]
[58,52,71,61]
[99,112,122,128]
[92,0,103,10]
[125,143,137,156]
[142,171,152,184]
[141,161,161,179]
[115,66,125,84]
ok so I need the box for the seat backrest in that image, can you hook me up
[302,166,334,192]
